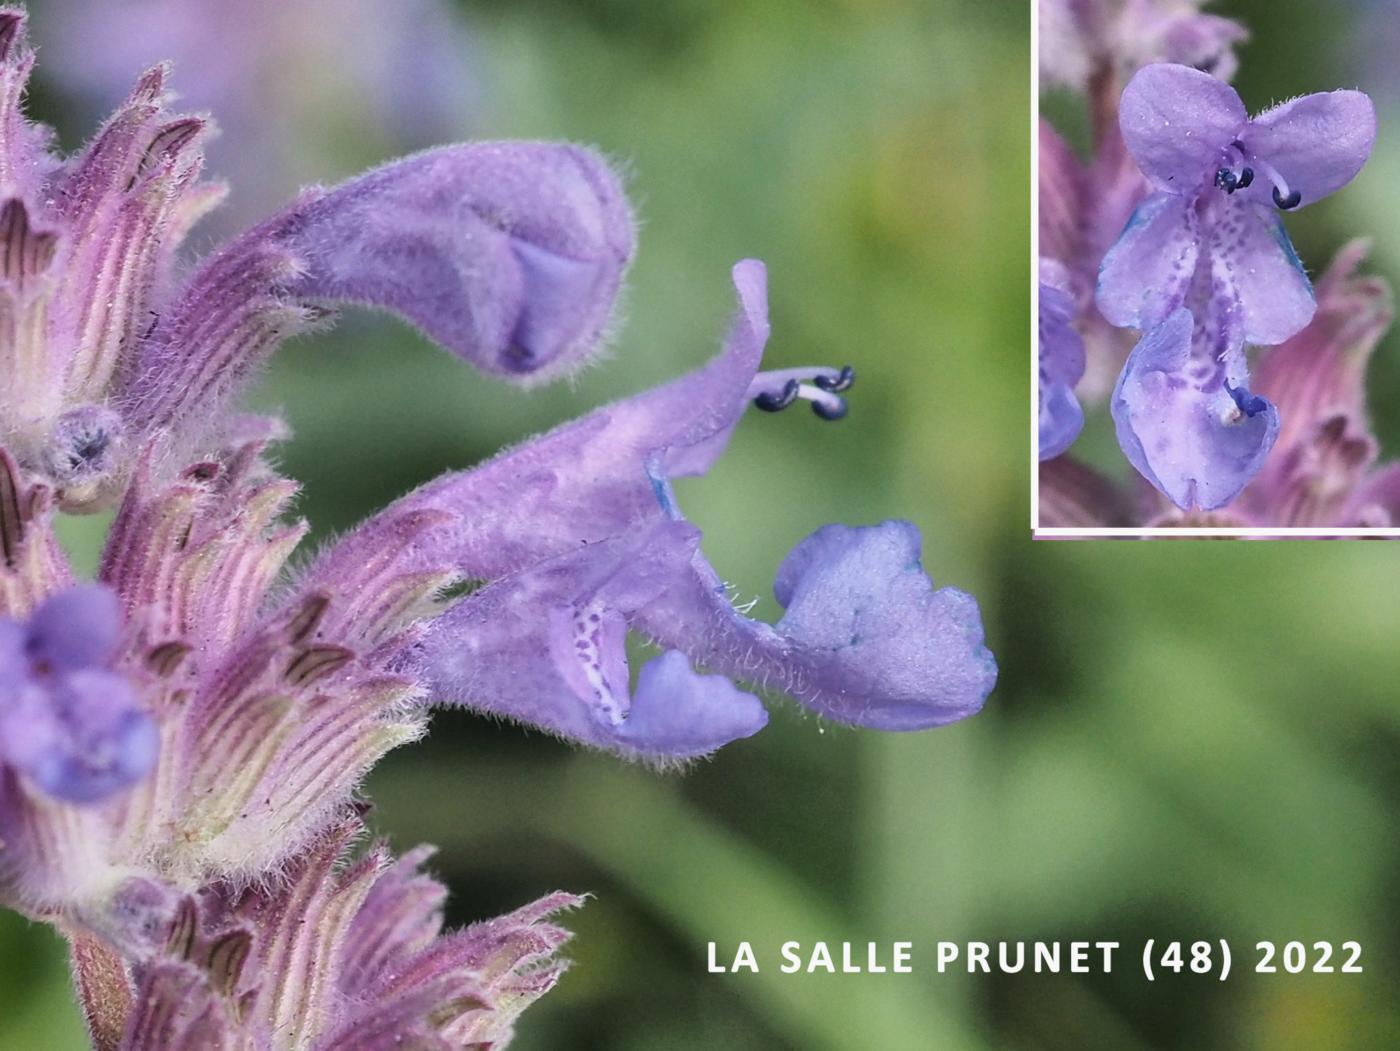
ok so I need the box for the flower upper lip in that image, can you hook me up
[1118,63,1376,213]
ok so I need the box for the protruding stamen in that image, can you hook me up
[754,379,800,412]
[813,365,855,392]
[809,393,848,420]
[1235,167,1254,190]
[1247,157,1301,210]
[748,366,853,420]
[1214,168,1237,192]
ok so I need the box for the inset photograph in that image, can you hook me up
[1035,0,1399,536]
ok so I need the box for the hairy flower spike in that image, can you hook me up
[0,9,995,1045]
[101,820,580,1050]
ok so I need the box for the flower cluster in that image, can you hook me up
[0,8,995,1046]
[1038,0,1387,524]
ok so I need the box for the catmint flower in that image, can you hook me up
[1095,63,1376,510]
[301,260,997,760]
[0,585,155,804]
[1039,260,1086,459]
[1042,245,1400,531]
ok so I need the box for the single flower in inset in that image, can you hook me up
[1096,63,1375,510]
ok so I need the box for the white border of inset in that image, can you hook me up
[1028,3,1400,540]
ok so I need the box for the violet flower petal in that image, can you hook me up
[5,670,157,804]
[1040,381,1085,463]
[1208,200,1315,346]
[621,651,769,756]
[1096,192,1200,330]
[1111,310,1279,510]
[1118,64,1246,192]
[1239,91,1377,210]
[636,521,997,731]
[283,142,634,380]
[26,584,123,671]
[124,142,635,440]
[416,522,767,761]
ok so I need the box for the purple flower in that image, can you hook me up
[1039,260,1086,460]
[296,260,996,760]
[0,585,155,805]
[1095,63,1375,510]
[1044,246,1400,530]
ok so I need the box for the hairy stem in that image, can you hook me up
[66,928,131,1051]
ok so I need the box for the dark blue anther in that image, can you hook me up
[1235,167,1254,190]
[1225,381,1269,418]
[814,365,856,393]
[754,379,800,412]
[1272,186,1302,210]
[811,398,848,421]
[1214,168,1236,192]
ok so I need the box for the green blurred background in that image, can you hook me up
[4,1,1400,1048]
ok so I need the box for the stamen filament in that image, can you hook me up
[1251,157,1301,209]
